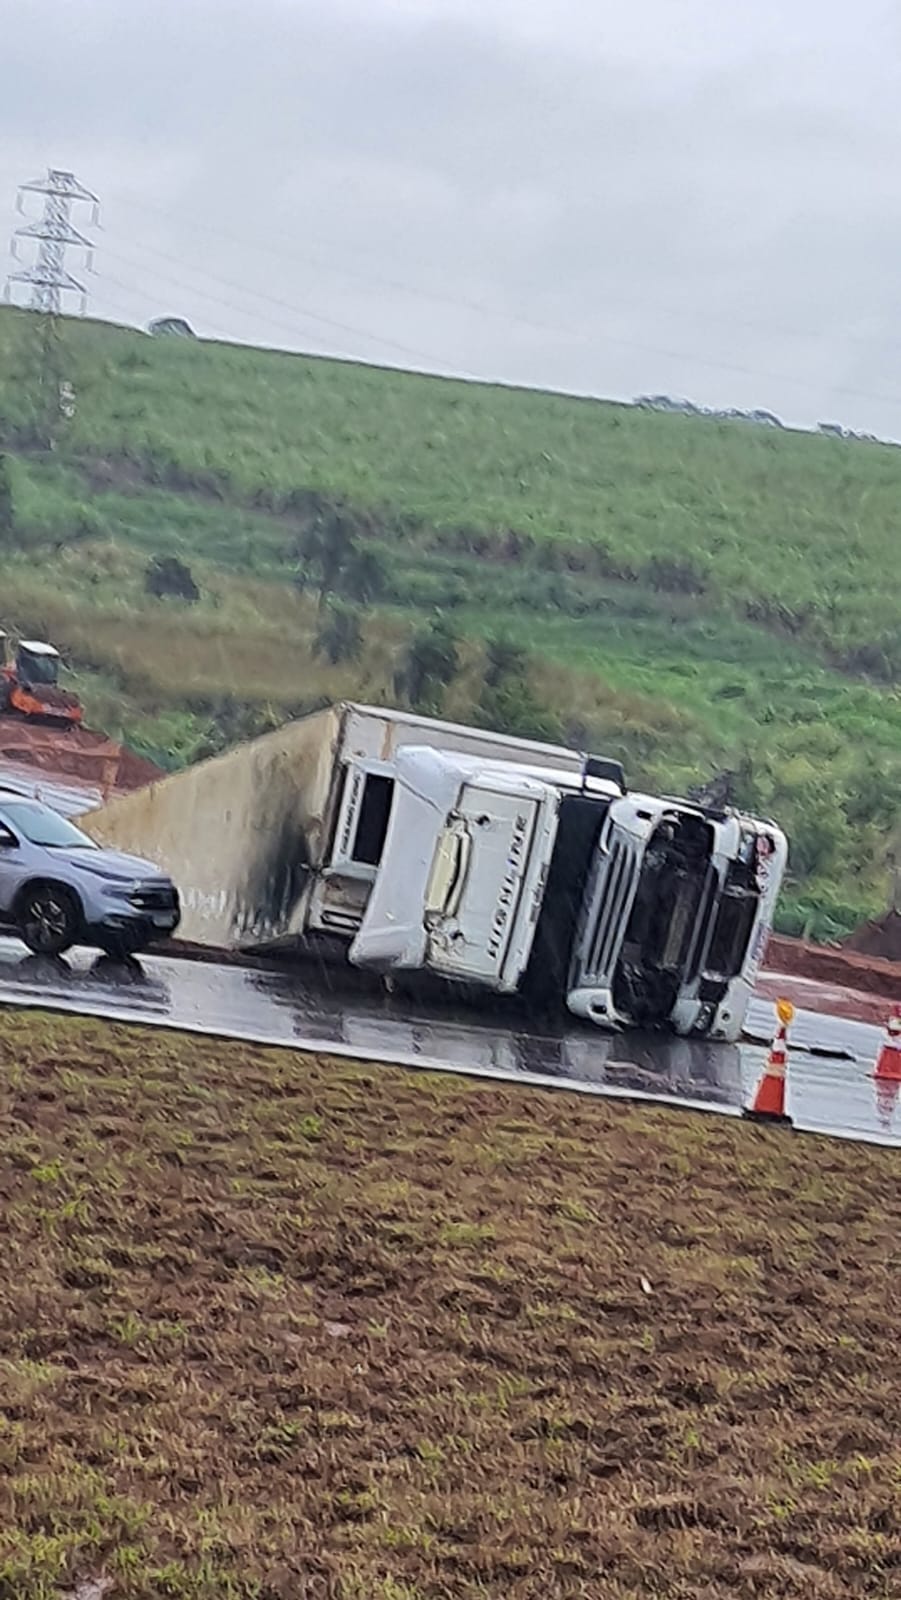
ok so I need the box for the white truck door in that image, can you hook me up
[423,784,544,988]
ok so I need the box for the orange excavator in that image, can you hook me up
[0,632,83,726]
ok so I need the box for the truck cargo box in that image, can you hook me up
[77,702,591,952]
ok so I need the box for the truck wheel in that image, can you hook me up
[18,884,81,957]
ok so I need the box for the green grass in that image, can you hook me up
[1,304,901,935]
[0,1008,898,1599]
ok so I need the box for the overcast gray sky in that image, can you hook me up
[2,0,901,434]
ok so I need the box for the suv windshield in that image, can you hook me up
[0,801,97,850]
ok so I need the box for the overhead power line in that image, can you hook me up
[9,180,899,420]
[110,187,901,368]
[98,240,477,375]
[94,231,901,415]
[109,189,555,338]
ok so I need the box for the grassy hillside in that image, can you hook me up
[1,1009,898,1598]
[1,306,901,936]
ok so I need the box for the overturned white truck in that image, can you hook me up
[78,702,786,1040]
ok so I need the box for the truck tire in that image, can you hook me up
[17,883,81,957]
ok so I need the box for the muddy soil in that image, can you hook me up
[0,720,160,793]
[0,1010,898,1600]
[765,932,901,1011]
[755,971,895,1028]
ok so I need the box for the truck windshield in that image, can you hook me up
[0,802,97,849]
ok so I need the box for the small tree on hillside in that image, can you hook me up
[294,510,386,613]
[342,544,386,607]
[394,613,460,713]
[484,635,528,689]
[314,601,364,666]
[193,696,283,762]
[294,509,357,610]
[477,635,563,743]
[144,554,200,603]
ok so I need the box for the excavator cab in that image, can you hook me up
[16,640,63,688]
[0,633,83,725]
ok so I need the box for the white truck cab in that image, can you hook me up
[566,796,787,1042]
[347,746,601,993]
[342,746,786,1040]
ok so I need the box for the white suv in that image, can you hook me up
[0,793,180,958]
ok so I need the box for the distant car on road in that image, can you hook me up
[0,794,180,957]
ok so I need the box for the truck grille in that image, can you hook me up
[579,839,640,985]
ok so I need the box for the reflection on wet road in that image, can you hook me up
[0,940,896,1148]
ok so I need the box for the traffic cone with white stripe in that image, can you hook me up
[873,1004,901,1082]
[744,998,794,1125]
[875,1077,900,1131]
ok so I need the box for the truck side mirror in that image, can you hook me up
[0,829,18,849]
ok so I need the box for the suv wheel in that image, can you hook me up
[18,884,81,957]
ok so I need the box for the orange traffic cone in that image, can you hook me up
[744,998,794,1125]
[873,1004,901,1082]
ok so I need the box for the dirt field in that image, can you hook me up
[766,933,901,1009]
[755,972,897,1029]
[0,1011,898,1600]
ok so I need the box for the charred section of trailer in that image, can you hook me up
[80,706,340,947]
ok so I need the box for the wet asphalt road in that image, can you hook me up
[0,939,896,1148]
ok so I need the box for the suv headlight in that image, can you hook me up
[100,882,138,900]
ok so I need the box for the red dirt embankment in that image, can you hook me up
[766,931,901,996]
[0,720,161,797]
[761,934,901,1024]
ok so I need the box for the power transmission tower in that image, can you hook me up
[5,169,99,446]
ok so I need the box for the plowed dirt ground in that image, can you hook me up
[0,1010,898,1600]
